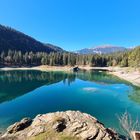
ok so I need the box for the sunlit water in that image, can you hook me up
[0,70,140,135]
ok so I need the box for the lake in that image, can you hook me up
[0,70,140,135]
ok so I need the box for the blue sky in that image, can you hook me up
[0,0,140,51]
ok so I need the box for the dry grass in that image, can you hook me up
[30,116,79,140]
[30,130,80,140]
[118,111,140,139]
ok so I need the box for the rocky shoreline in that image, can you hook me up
[1,111,121,140]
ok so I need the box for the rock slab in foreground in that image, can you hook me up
[1,111,119,140]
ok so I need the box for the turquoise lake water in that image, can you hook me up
[0,70,140,134]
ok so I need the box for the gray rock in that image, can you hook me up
[7,118,32,134]
[27,125,46,137]
[1,111,120,140]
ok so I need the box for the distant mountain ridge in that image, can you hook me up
[75,45,128,54]
[0,24,64,53]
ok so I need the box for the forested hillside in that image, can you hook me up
[128,46,140,67]
[105,46,140,67]
[0,46,139,67]
[0,25,63,53]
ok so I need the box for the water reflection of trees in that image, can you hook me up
[0,70,76,104]
[129,87,140,104]
[77,70,140,104]
[0,70,76,84]
[77,70,127,85]
[0,70,139,104]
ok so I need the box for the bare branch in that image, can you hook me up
[117,111,140,139]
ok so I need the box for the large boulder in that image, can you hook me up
[1,111,120,140]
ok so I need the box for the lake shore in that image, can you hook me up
[0,65,140,87]
[0,65,73,72]
[109,67,140,87]
[79,66,140,87]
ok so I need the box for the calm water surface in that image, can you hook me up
[0,70,140,134]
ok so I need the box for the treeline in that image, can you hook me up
[0,50,107,66]
[105,46,140,67]
[0,46,140,67]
